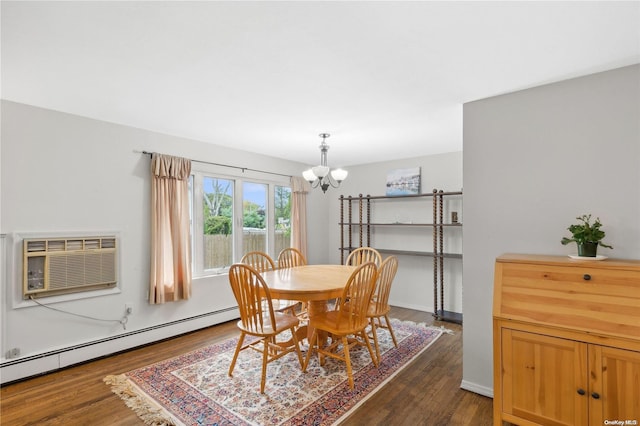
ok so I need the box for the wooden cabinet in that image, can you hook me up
[493,254,640,426]
[339,190,462,323]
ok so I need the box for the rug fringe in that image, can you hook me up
[390,318,455,335]
[428,325,455,335]
[104,374,179,426]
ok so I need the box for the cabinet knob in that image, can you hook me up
[583,274,591,281]
[591,392,600,399]
[577,388,586,396]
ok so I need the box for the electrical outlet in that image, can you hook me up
[6,348,20,359]
[125,303,133,315]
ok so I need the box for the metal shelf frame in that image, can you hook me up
[339,189,463,324]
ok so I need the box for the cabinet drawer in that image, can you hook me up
[496,262,640,341]
[500,262,640,291]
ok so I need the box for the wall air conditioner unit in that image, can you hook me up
[23,237,118,299]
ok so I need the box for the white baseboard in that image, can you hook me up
[460,379,494,398]
[0,308,239,384]
[389,300,432,312]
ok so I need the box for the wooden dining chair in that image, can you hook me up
[346,247,382,267]
[302,262,378,389]
[227,263,304,394]
[240,251,276,273]
[240,251,299,315]
[277,247,307,269]
[277,247,308,318]
[332,247,382,309]
[367,255,399,363]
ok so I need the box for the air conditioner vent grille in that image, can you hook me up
[26,241,46,252]
[85,239,100,250]
[101,238,116,249]
[48,240,66,251]
[67,240,84,251]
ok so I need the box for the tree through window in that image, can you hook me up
[203,177,233,270]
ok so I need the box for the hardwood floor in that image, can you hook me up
[0,307,493,425]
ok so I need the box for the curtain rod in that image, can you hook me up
[140,150,292,178]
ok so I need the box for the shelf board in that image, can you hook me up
[377,249,435,256]
[339,191,462,201]
[340,222,462,227]
[341,248,462,259]
[438,253,463,259]
[434,310,463,324]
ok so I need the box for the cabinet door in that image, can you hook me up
[501,329,588,426]
[589,345,640,425]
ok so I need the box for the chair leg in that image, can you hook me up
[369,318,381,365]
[342,336,354,389]
[384,314,398,348]
[228,332,245,376]
[360,330,378,368]
[302,329,318,372]
[291,326,304,369]
[260,337,268,394]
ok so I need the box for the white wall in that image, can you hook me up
[0,101,329,381]
[462,64,640,397]
[327,152,463,313]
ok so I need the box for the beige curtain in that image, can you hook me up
[290,177,310,259]
[149,153,192,304]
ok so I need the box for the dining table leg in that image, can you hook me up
[307,300,330,345]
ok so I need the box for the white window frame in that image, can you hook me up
[190,163,290,278]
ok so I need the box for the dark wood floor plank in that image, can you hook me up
[0,307,493,425]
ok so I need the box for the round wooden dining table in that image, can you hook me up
[260,264,357,342]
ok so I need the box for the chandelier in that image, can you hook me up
[302,133,348,193]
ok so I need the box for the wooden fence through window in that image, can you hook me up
[203,231,289,270]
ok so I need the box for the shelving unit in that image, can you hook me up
[339,189,463,323]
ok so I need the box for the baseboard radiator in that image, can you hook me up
[0,307,239,385]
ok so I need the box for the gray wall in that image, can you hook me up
[462,64,640,396]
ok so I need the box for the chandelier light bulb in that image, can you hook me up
[302,169,316,182]
[331,168,348,182]
[311,165,330,178]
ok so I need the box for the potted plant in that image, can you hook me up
[561,214,613,257]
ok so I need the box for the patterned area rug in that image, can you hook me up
[105,319,446,425]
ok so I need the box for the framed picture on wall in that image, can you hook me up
[385,167,421,196]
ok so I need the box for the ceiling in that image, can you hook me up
[2,1,639,167]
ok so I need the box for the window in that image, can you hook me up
[190,168,291,277]
[243,182,267,256]
[274,185,292,257]
[202,177,234,271]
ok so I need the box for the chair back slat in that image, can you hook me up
[241,251,276,273]
[228,263,276,333]
[346,247,382,267]
[371,256,399,315]
[336,262,377,330]
[277,247,307,269]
